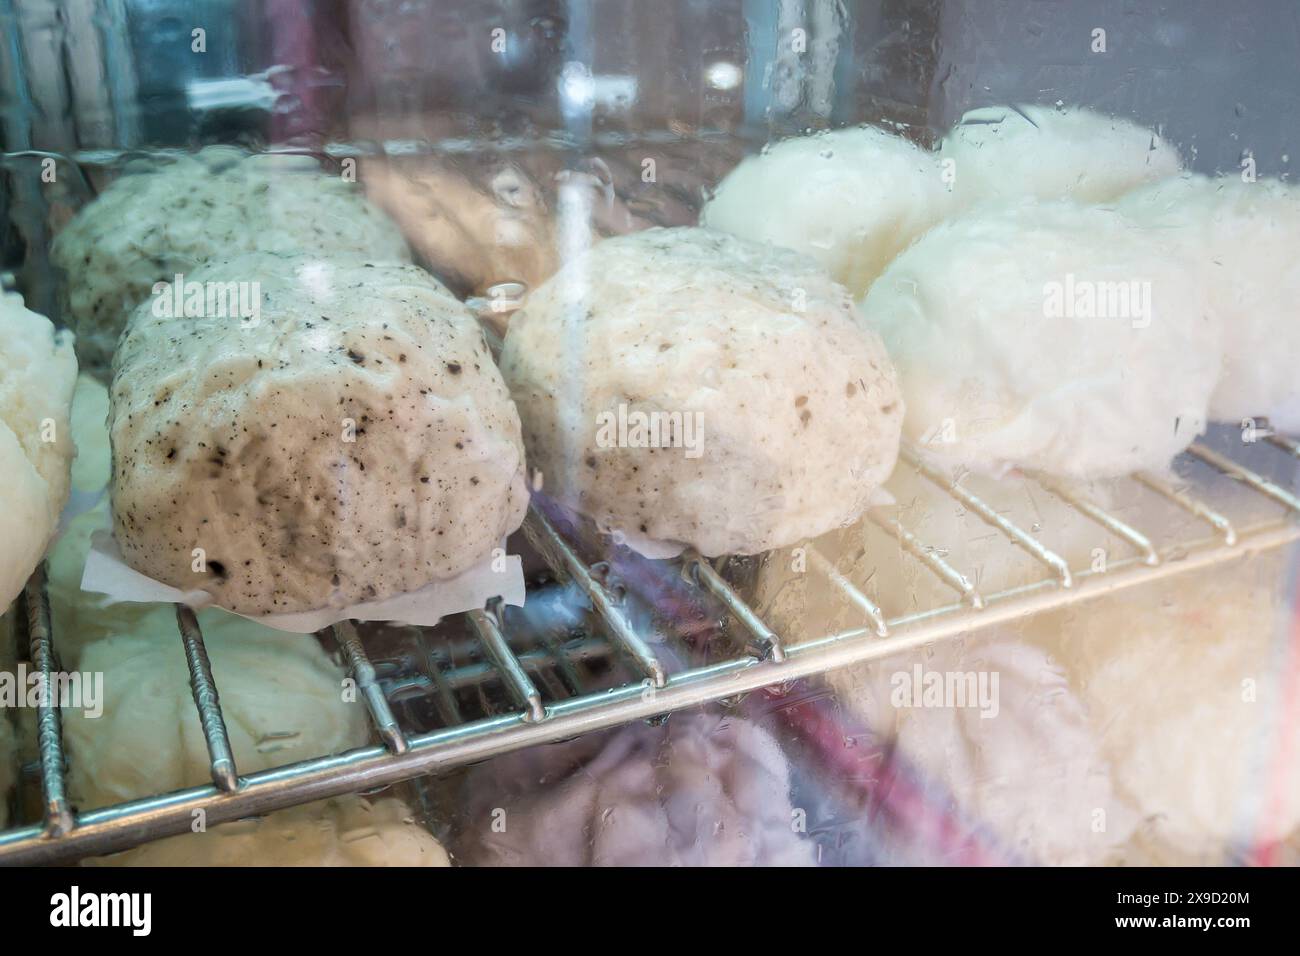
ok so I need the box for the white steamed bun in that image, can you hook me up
[939,104,1181,207]
[701,126,947,298]
[64,629,369,810]
[1033,552,1300,862]
[859,200,1222,479]
[753,471,1140,864]
[0,291,77,613]
[819,637,1135,864]
[1119,174,1300,432]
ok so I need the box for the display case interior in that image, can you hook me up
[1,0,1298,867]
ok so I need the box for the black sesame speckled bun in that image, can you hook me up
[109,254,528,615]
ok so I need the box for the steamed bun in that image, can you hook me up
[939,105,1181,207]
[0,431,52,617]
[1118,174,1300,431]
[51,147,411,376]
[753,473,1140,863]
[109,255,529,614]
[1034,553,1300,861]
[86,796,451,867]
[821,637,1134,864]
[501,227,904,556]
[453,710,813,867]
[0,292,77,612]
[859,201,1222,479]
[64,630,369,809]
[701,126,947,298]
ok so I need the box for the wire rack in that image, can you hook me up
[1,431,1298,865]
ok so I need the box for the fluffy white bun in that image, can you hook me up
[939,104,1181,207]
[859,200,1222,479]
[1119,174,1300,431]
[701,126,947,298]
[0,292,77,612]
[64,630,369,810]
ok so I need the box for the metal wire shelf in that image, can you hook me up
[1,434,1297,866]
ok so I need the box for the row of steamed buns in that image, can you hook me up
[4,105,1295,864]
[11,104,1296,622]
[8,379,803,866]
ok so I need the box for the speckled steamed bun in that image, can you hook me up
[52,147,410,377]
[939,105,1181,207]
[86,796,451,867]
[65,631,369,809]
[701,126,947,298]
[1119,174,1300,431]
[859,201,1222,479]
[0,292,77,612]
[110,256,529,614]
[501,227,904,557]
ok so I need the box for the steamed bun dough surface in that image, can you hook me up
[701,126,947,298]
[51,147,411,376]
[88,796,451,867]
[860,201,1222,479]
[48,376,284,667]
[0,292,77,612]
[110,256,529,615]
[64,631,369,809]
[1119,174,1300,431]
[501,227,904,557]
[939,105,1182,207]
